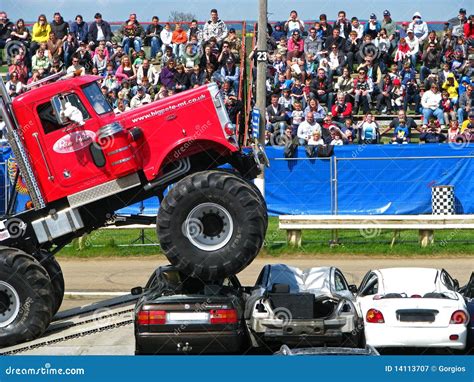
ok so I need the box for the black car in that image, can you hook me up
[133,265,248,355]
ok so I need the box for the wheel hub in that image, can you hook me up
[0,281,20,327]
[184,203,234,252]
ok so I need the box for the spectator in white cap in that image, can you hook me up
[409,12,428,42]
[405,28,419,67]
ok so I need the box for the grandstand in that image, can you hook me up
[0,7,472,147]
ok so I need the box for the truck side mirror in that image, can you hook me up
[131,286,143,296]
[349,285,358,293]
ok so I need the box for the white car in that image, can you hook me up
[357,268,469,350]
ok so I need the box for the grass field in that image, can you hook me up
[55,217,474,258]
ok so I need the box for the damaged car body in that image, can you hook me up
[245,264,362,349]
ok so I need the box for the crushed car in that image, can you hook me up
[357,268,469,350]
[245,264,362,349]
[133,265,248,355]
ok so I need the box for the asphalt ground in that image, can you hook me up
[58,255,474,310]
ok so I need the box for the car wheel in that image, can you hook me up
[157,171,266,280]
[0,247,54,347]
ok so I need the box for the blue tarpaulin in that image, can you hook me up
[2,144,473,217]
[265,144,474,216]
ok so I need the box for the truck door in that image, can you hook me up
[32,91,109,200]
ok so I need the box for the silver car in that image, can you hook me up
[245,264,362,349]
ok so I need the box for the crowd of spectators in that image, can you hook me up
[0,9,243,123]
[0,8,473,146]
[258,8,474,147]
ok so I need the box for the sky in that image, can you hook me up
[2,0,471,23]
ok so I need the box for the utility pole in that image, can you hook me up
[254,0,267,196]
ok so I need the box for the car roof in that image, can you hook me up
[375,268,441,293]
[265,264,333,294]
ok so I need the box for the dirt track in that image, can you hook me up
[58,255,474,293]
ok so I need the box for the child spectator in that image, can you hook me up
[330,130,344,145]
[171,23,187,57]
[403,78,421,112]
[334,67,354,102]
[419,119,447,143]
[303,77,312,105]
[272,22,286,41]
[291,78,304,105]
[387,64,400,82]
[375,74,393,114]
[394,37,411,70]
[391,78,404,111]
[304,53,317,78]
[357,113,379,143]
[272,53,286,81]
[353,67,373,114]
[441,90,456,124]
[276,36,288,56]
[308,131,324,146]
[341,117,356,143]
[451,50,464,78]
[400,61,416,87]
[447,120,460,142]
[279,88,293,112]
[442,73,459,105]
[160,23,173,53]
[391,117,410,144]
[290,101,305,136]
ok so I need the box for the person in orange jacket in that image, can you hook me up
[172,23,188,58]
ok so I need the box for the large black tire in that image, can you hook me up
[214,169,268,231]
[0,247,54,347]
[157,171,267,280]
[33,250,65,316]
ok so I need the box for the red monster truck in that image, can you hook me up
[0,72,267,346]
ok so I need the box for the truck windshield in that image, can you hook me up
[82,82,113,115]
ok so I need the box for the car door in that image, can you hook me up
[332,269,354,301]
[463,273,474,299]
[33,91,109,195]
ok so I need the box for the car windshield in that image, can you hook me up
[82,82,113,115]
